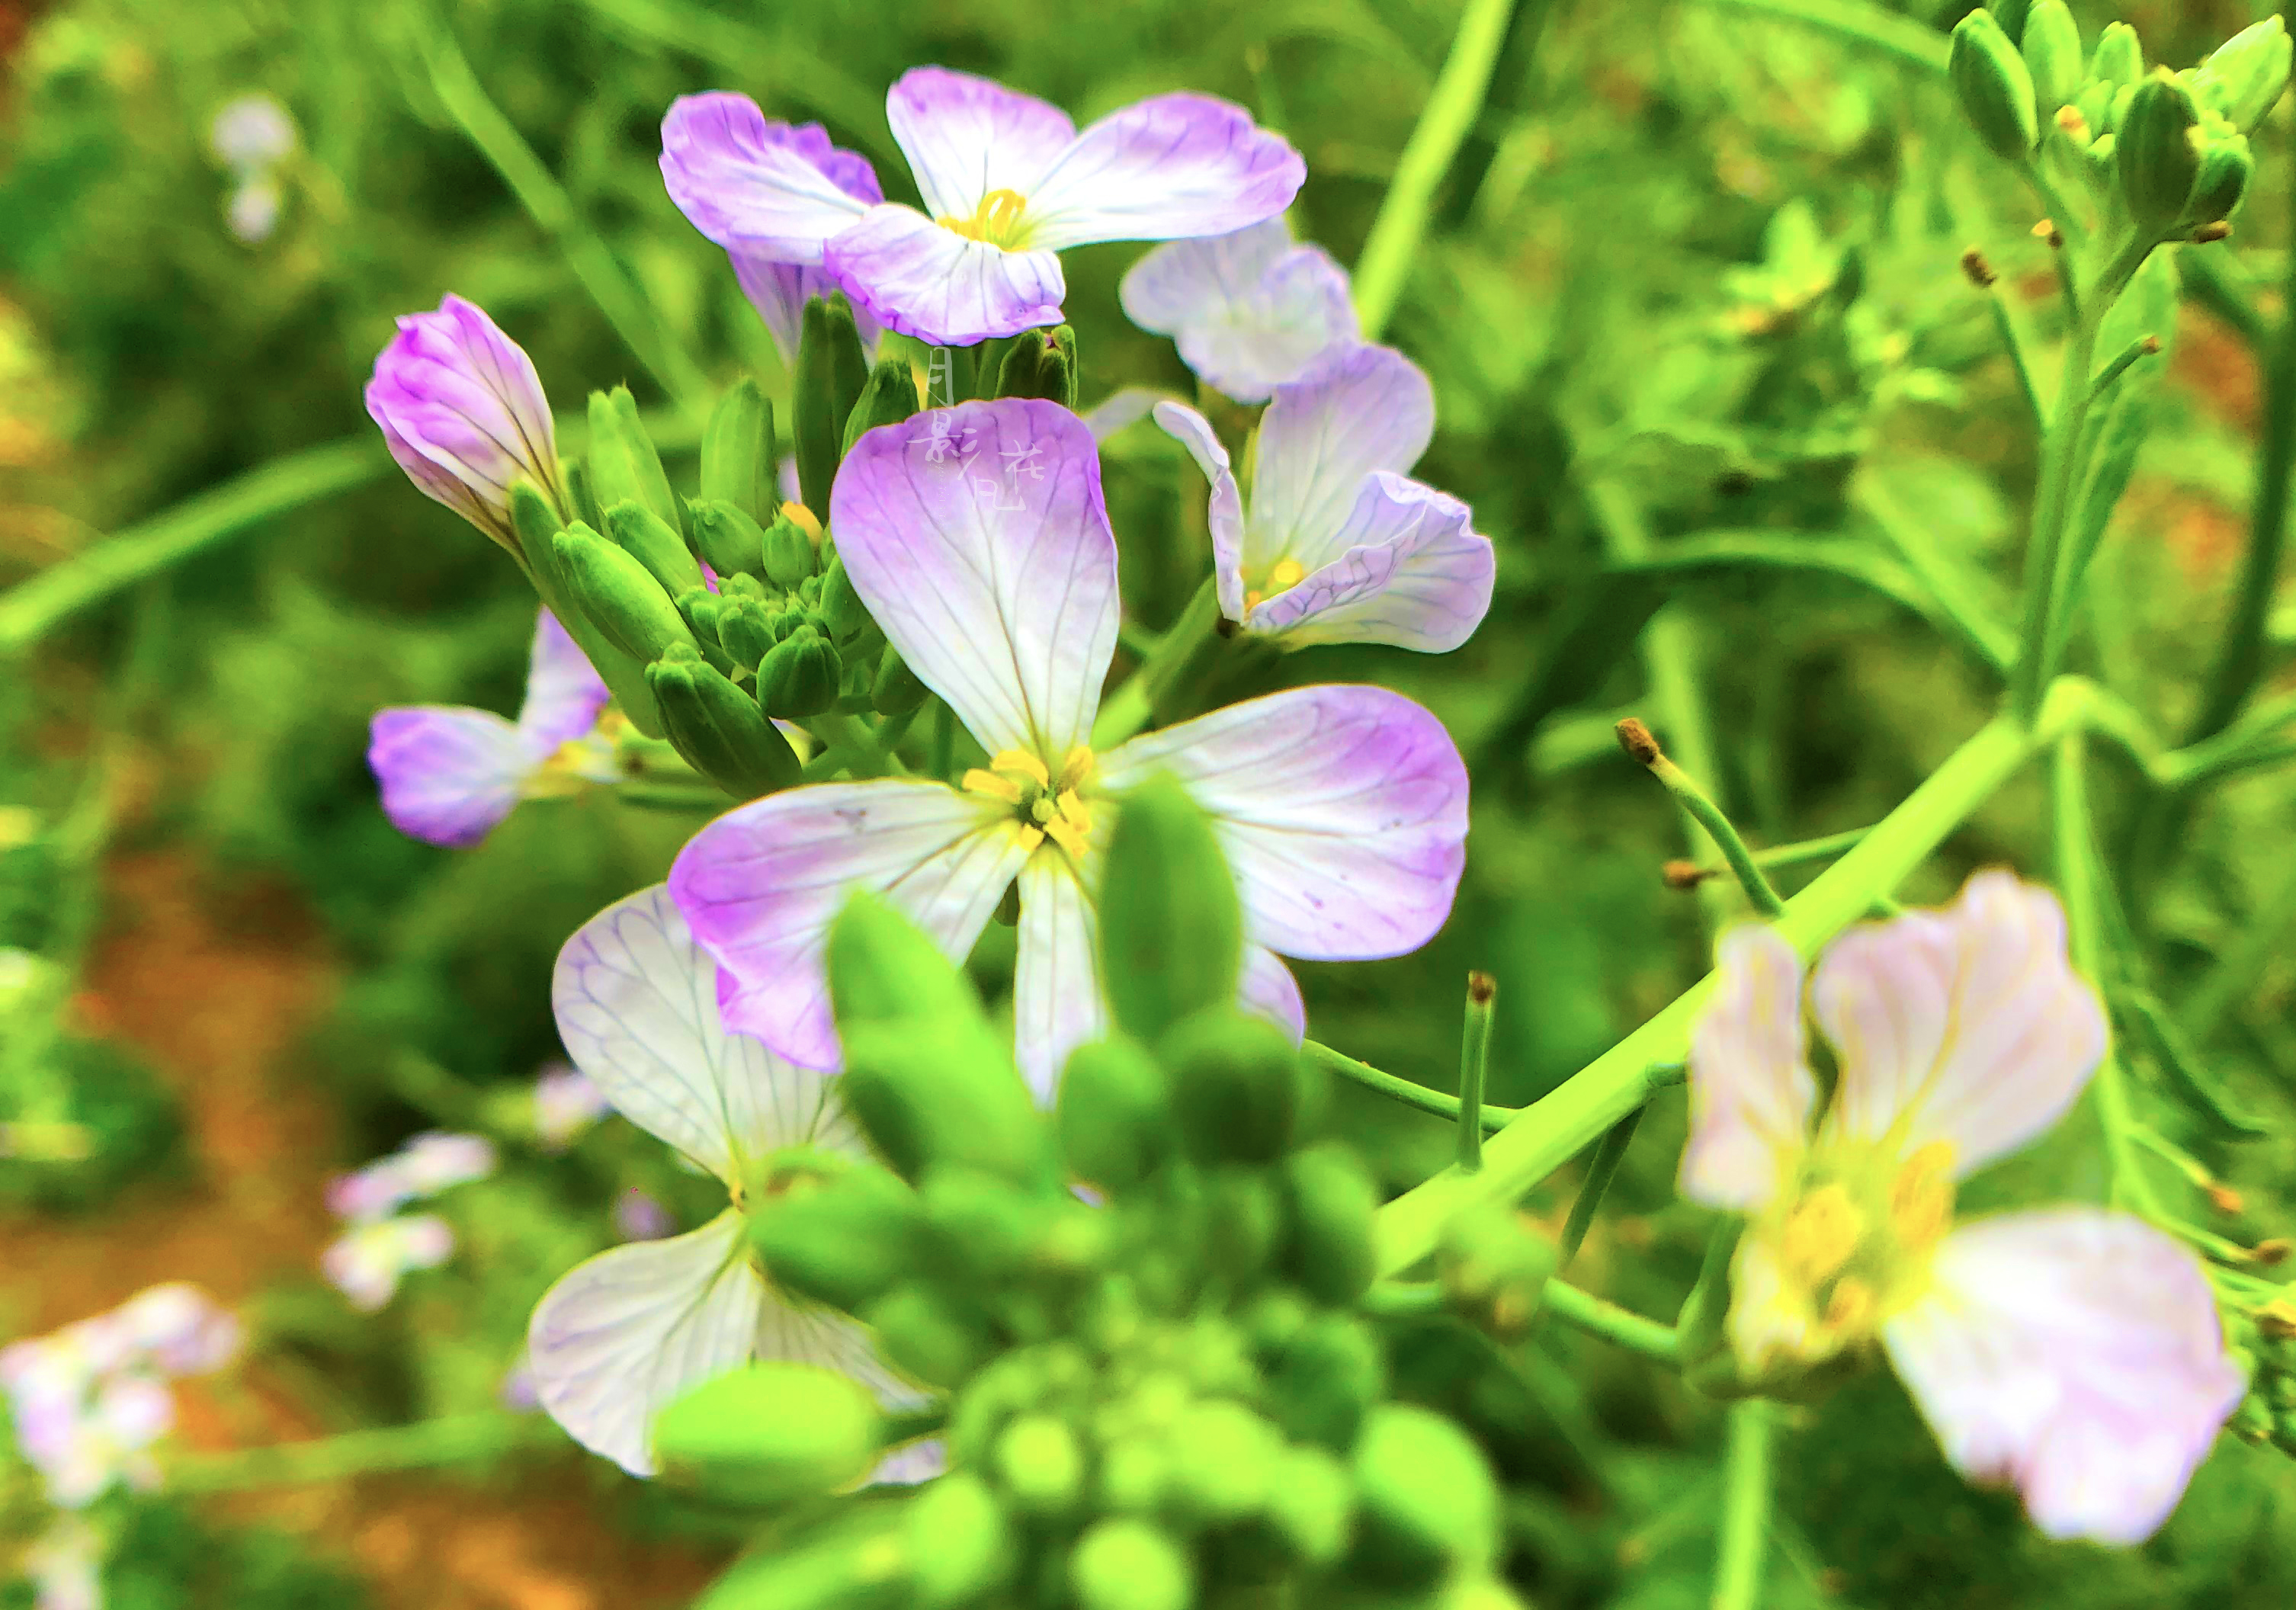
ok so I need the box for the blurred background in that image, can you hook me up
[2,0,2294,1605]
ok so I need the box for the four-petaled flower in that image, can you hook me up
[669,398,1470,1097]
[364,294,564,553]
[1119,216,1358,402]
[368,608,620,849]
[1155,344,1495,653]
[1685,871,2245,1544]
[528,885,935,1480]
[659,68,1304,348]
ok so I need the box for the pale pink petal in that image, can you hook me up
[1121,217,1291,329]
[1082,387,1170,441]
[669,781,1028,1069]
[885,67,1076,220]
[553,885,861,1184]
[1813,871,2108,1177]
[1884,1208,2244,1545]
[659,94,880,263]
[1682,925,1814,1211]
[823,204,1065,346]
[1121,220,1358,402]
[1023,93,1304,252]
[1248,344,1434,575]
[829,398,1118,758]
[1151,399,1246,621]
[730,252,883,366]
[518,609,611,746]
[1098,685,1467,961]
[1243,472,1494,653]
[1240,945,1306,1043]
[1012,853,1106,1103]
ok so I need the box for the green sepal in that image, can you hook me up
[907,1472,1017,1610]
[513,489,663,736]
[689,499,769,582]
[553,524,699,665]
[1056,1036,1175,1191]
[646,656,800,798]
[506,477,564,573]
[871,643,928,715]
[1279,1144,1377,1304]
[2091,21,2143,91]
[749,1164,924,1310]
[653,1361,880,1505]
[605,499,704,595]
[1983,0,2030,43]
[2018,0,2081,117]
[587,386,688,541]
[2201,16,2292,133]
[818,554,873,640]
[1437,1202,1558,1341]
[1162,1009,1307,1165]
[756,624,843,718]
[861,1280,998,1390]
[993,325,1079,410]
[762,508,819,589]
[715,595,778,673]
[1348,1405,1502,1586]
[1950,8,2041,160]
[2183,137,2255,229]
[841,354,922,458]
[1069,1519,1191,1610]
[700,377,775,523]
[2118,72,2204,235]
[673,586,739,675]
[1098,775,1244,1044]
[794,293,868,518]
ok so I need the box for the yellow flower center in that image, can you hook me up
[1243,557,1307,612]
[938,188,1031,248]
[963,746,1096,858]
[1756,1139,1958,1362]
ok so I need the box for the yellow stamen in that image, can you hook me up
[1041,791,1093,860]
[1779,1184,1865,1286]
[939,188,1030,245]
[1057,746,1095,791]
[1243,589,1265,610]
[1889,1140,1957,1251]
[1015,823,1046,853]
[989,748,1051,790]
[1823,1277,1876,1335]
[962,768,1025,805]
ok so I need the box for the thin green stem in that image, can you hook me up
[614,783,735,812]
[1351,0,1518,339]
[1556,1109,1640,1268]
[2087,335,2162,404]
[1089,579,1220,749]
[1306,1039,1519,1133]
[1712,1403,1776,1610]
[1695,0,1946,72]
[1457,974,1496,1173]
[1539,1278,1679,1362]
[1671,826,1871,889]
[1622,728,1786,919]
[165,1413,552,1493]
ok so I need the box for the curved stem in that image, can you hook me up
[1305,1039,1519,1133]
[1539,1278,1679,1362]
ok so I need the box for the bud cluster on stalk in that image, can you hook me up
[645,781,1526,1610]
[1948,3,2288,242]
[2226,1301,2296,1462]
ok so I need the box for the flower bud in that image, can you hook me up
[1069,1519,1191,1610]
[762,508,819,589]
[1985,0,2030,42]
[1203,1167,1284,1286]
[1950,9,2041,160]
[646,655,800,798]
[364,294,563,553]
[565,456,604,532]
[699,377,775,524]
[1265,1313,1384,1450]
[605,499,704,596]
[650,1361,881,1505]
[871,642,928,715]
[2202,16,2291,133]
[2091,21,2143,91]
[908,1472,1016,1609]
[1265,1444,1355,1567]
[688,499,768,582]
[1101,775,1245,1044]
[553,524,697,664]
[1163,1009,1307,1166]
[995,324,1079,411]
[863,1281,996,1388]
[2019,1,2082,117]
[841,354,923,459]
[2119,72,2205,235]
[672,586,739,675]
[1280,1144,1377,1305]
[818,553,872,640]
[2184,137,2255,229]
[585,385,688,540]
[715,595,777,672]
[1058,1037,1175,1190]
[755,624,843,718]
[2076,81,2115,137]
[749,1164,922,1310]
[993,1415,1085,1516]
[1350,1405,1502,1585]
[1166,1398,1278,1523]
[794,293,869,518]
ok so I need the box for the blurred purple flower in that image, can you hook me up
[208,93,296,172]
[612,1187,675,1243]
[532,1061,612,1150]
[321,1214,456,1313]
[1119,217,1357,402]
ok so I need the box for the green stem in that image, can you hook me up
[1089,579,1220,749]
[2087,335,2162,403]
[165,1413,552,1493]
[1538,1278,1679,1362]
[1351,0,1518,340]
[931,700,957,781]
[1305,1039,1519,1133]
[1556,1108,1640,1268]
[1672,826,1871,889]
[1695,0,1946,72]
[1980,281,2048,426]
[1625,731,1786,919]
[1711,1403,1776,1610]
[1457,974,1496,1173]
[614,783,734,812]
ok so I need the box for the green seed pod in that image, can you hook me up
[756,624,843,719]
[1100,775,1244,1045]
[863,1281,998,1389]
[842,354,923,459]
[749,1164,923,1310]
[762,508,819,589]
[819,553,873,640]
[1163,1009,1306,1165]
[1437,1203,1558,1341]
[553,524,699,664]
[2184,137,2255,228]
[1265,1313,1385,1451]
[2019,1,2082,117]
[1265,1444,1355,1567]
[995,324,1080,411]
[2091,21,2142,92]
[909,1471,1018,1610]
[2119,72,2205,235]
[1070,1519,1193,1610]
[994,1414,1085,1516]
[2203,16,2292,133]
[1280,1144,1377,1305]
[646,656,801,799]
[605,499,704,595]
[1349,1404,1502,1585]
[871,642,928,716]
[651,1361,881,1505]
[1950,8,2041,159]
[1166,1399,1278,1524]
[587,386,688,540]
[688,498,769,582]
[715,595,778,672]
[794,293,868,519]
[701,377,775,524]
[1057,1036,1175,1191]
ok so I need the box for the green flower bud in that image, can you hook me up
[842,355,923,458]
[651,1361,880,1505]
[2185,137,2255,229]
[507,477,563,572]
[1069,1519,1192,1610]
[1057,1037,1175,1191]
[871,643,928,716]
[920,1165,1046,1286]
[908,1472,1017,1610]
[1350,1405,1502,1584]
[995,324,1080,410]
[511,492,661,736]
[794,293,868,518]
[605,499,704,595]
[1164,1010,1307,1165]
[1950,9,2041,159]
[755,624,843,718]
[719,571,768,601]
[714,595,777,672]
[762,508,819,589]
[646,656,801,799]
[1280,1145,1377,1305]
[2120,72,2205,235]
[564,456,604,533]
[1100,776,1244,1044]
[700,377,776,524]
[819,553,872,640]
[2075,81,2114,137]
[749,1164,922,1310]
[2019,1,2081,117]
[2091,21,2143,91]
[1438,1203,1558,1341]
[1167,1398,1278,1524]
[586,386,688,540]
[2203,16,2291,133]
[863,1281,997,1388]
[553,524,698,664]
[1984,0,2030,43]
[1265,1444,1355,1567]
[994,1415,1085,1516]
[688,499,768,582]
[1204,1168,1284,1286]
[1265,1313,1384,1451]
[1097,1438,1173,1514]
[672,586,738,675]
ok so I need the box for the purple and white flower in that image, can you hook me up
[1119,216,1357,402]
[364,294,565,553]
[1684,871,2246,1544]
[1156,343,1494,653]
[528,885,929,1478]
[661,69,1304,348]
[321,1131,495,1310]
[368,608,617,849]
[669,398,1469,1097]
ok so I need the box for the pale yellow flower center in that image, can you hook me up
[1758,1139,1958,1359]
[1243,557,1307,612]
[938,188,1031,248]
[963,746,1096,858]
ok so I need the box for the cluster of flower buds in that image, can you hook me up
[2227,1301,2296,1460]
[638,781,1519,1610]
[1949,4,2288,242]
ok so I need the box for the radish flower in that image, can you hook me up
[1119,216,1358,402]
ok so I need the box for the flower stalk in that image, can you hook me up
[1457,972,1497,1173]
